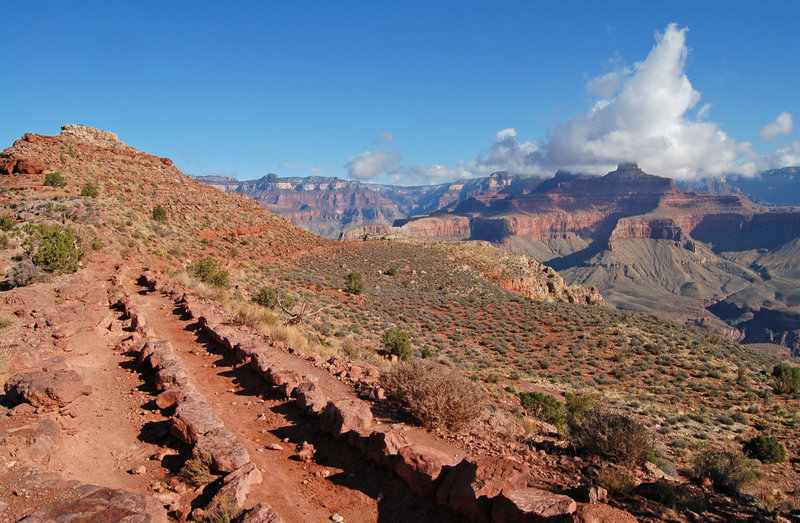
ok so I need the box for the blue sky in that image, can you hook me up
[2,2,799,184]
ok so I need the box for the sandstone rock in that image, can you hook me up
[171,395,224,444]
[320,399,373,437]
[491,488,577,523]
[567,504,638,523]
[435,456,531,522]
[292,441,315,463]
[571,485,608,504]
[155,386,193,409]
[366,429,411,469]
[4,370,91,407]
[18,483,168,522]
[14,158,46,174]
[155,360,190,390]
[393,445,458,498]
[192,427,250,473]
[346,427,373,454]
[296,389,327,416]
[0,419,61,465]
[206,462,262,511]
[241,502,284,523]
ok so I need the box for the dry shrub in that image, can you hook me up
[381,359,483,432]
[236,303,276,328]
[570,407,651,466]
[178,456,215,487]
[597,468,636,496]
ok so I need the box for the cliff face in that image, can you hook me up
[193,171,538,239]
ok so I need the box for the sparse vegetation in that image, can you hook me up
[691,449,757,494]
[519,391,565,428]
[203,498,243,523]
[0,215,14,231]
[382,359,483,431]
[253,285,294,310]
[743,434,786,464]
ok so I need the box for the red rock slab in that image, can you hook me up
[435,456,531,522]
[393,445,459,498]
[492,488,577,522]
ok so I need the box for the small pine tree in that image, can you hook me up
[44,172,67,187]
[152,205,167,222]
[743,434,786,464]
[80,183,99,197]
[31,225,81,274]
[382,327,412,360]
[344,271,365,294]
[772,363,800,394]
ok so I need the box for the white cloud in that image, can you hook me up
[345,132,401,181]
[761,112,794,140]
[344,23,795,185]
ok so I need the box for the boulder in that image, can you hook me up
[154,360,190,390]
[193,427,250,473]
[155,385,193,409]
[18,483,168,522]
[320,399,373,437]
[393,445,458,498]
[366,429,411,469]
[14,158,46,175]
[171,395,223,444]
[571,485,608,504]
[567,504,638,523]
[241,502,284,523]
[435,456,531,522]
[296,389,327,416]
[491,488,577,523]
[206,462,262,511]
[4,370,91,407]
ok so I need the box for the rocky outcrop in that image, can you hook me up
[4,369,91,407]
[18,481,168,523]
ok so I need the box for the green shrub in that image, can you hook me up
[382,327,412,360]
[381,359,483,431]
[0,234,8,250]
[691,449,756,494]
[187,257,229,288]
[772,363,800,394]
[344,271,365,294]
[90,237,103,250]
[519,391,565,428]
[44,172,66,187]
[253,285,294,309]
[385,267,398,276]
[152,205,167,222]
[31,225,81,274]
[743,434,786,464]
[565,393,594,424]
[570,408,651,466]
[0,215,14,231]
[80,183,99,197]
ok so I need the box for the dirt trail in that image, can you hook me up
[122,273,459,522]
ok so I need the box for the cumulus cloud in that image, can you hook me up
[345,23,795,185]
[761,112,794,140]
[345,133,402,181]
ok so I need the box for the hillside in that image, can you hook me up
[345,164,800,355]
[1,127,799,521]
